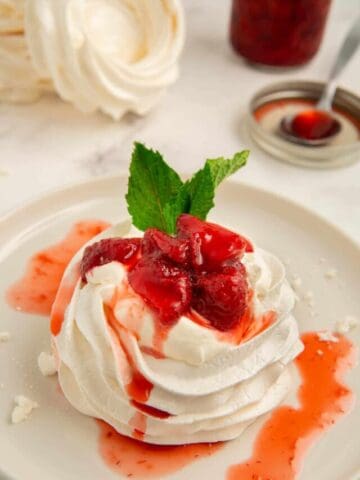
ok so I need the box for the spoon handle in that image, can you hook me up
[317,14,360,111]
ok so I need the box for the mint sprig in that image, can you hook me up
[126,143,183,232]
[126,142,249,234]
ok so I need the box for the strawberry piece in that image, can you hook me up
[177,214,253,270]
[242,236,254,254]
[128,257,192,325]
[192,261,248,331]
[80,238,142,281]
[80,214,252,332]
[142,228,189,265]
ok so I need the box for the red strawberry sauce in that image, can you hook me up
[6,220,110,316]
[227,332,356,480]
[98,332,356,480]
[104,302,154,405]
[50,260,81,336]
[97,420,224,479]
[6,220,357,479]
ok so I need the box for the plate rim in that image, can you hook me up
[0,174,359,480]
[0,173,359,253]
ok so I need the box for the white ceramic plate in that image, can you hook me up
[0,176,359,480]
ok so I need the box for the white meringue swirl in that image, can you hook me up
[0,0,24,33]
[0,0,52,102]
[53,221,303,445]
[25,0,185,119]
[0,33,52,102]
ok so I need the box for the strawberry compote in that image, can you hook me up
[81,214,254,332]
[230,0,331,67]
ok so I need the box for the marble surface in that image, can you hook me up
[0,0,359,242]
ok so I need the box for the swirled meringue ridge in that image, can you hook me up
[53,221,303,445]
[0,0,24,33]
[25,0,185,119]
[0,0,53,102]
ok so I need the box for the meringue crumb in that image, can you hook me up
[304,291,314,301]
[0,332,10,343]
[317,349,324,356]
[11,395,38,424]
[336,315,360,334]
[291,275,302,289]
[0,383,4,389]
[38,352,57,376]
[317,330,339,343]
[303,291,314,307]
[319,257,326,264]
[325,268,338,279]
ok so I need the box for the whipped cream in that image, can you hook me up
[25,0,185,119]
[53,221,303,444]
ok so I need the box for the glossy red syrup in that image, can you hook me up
[129,412,147,441]
[104,303,154,404]
[97,420,223,479]
[81,237,141,282]
[7,220,355,480]
[188,291,276,346]
[221,309,276,346]
[227,332,356,480]
[254,99,360,133]
[140,346,165,360]
[6,220,110,315]
[105,299,172,439]
[50,261,80,336]
[131,400,171,420]
[152,317,173,358]
[127,371,153,404]
[149,296,273,358]
[288,110,340,141]
[230,0,331,67]
[127,215,253,333]
[254,99,313,122]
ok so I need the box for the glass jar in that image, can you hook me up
[230,0,332,67]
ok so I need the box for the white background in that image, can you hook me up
[0,0,359,241]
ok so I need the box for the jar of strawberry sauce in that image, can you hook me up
[230,0,332,67]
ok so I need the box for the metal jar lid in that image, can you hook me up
[247,80,360,169]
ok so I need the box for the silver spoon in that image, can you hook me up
[279,14,360,147]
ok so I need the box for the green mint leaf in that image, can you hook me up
[126,143,249,233]
[126,142,183,232]
[163,185,190,234]
[185,163,215,220]
[207,150,249,188]
[184,151,249,220]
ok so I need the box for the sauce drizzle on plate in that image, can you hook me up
[6,220,109,315]
[97,420,223,479]
[5,220,357,479]
[227,332,356,480]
